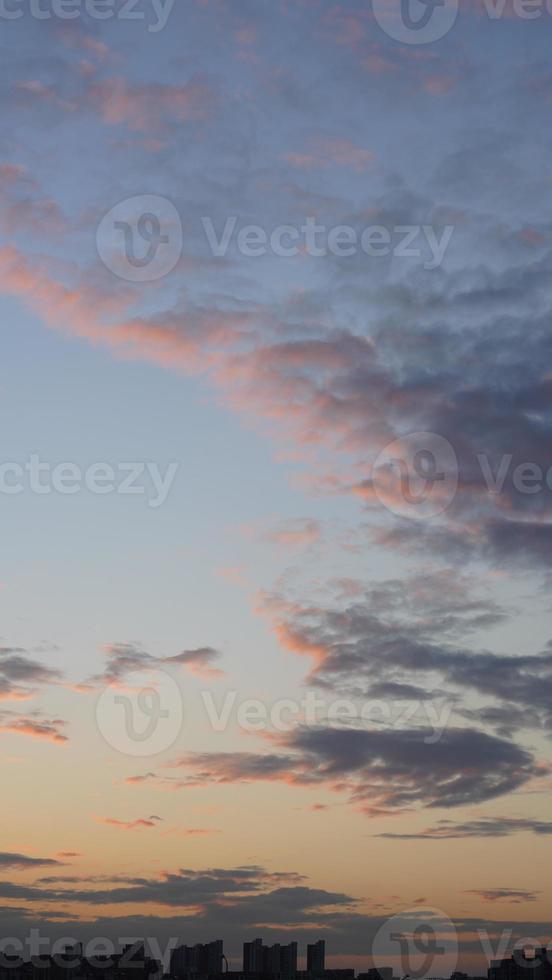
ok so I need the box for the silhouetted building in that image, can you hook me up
[358,970,393,980]
[171,942,224,977]
[489,950,552,980]
[282,946,297,979]
[243,941,264,975]
[307,944,325,975]
[297,971,353,980]
[0,945,162,980]
[242,940,297,977]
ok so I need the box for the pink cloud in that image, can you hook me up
[95,816,163,831]
[0,716,68,744]
[284,136,375,173]
[465,888,539,903]
[234,26,258,45]
[423,74,457,94]
[56,22,110,63]
[162,827,221,837]
[166,648,225,680]
[14,80,77,113]
[87,76,215,132]
[264,518,322,549]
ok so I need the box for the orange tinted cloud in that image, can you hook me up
[88,76,215,132]
[264,518,322,549]
[165,647,225,680]
[162,827,221,837]
[284,137,374,172]
[95,816,163,831]
[0,716,68,744]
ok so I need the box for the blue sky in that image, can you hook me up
[1,0,552,971]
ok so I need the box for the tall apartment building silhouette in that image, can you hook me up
[243,939,298,976]
[171,941,224,976]
[307,942,326,974]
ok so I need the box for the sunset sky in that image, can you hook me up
[1,0,552,972]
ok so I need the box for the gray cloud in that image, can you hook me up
[169,725,539,813]
[0,648,61,701]
[0,853,64,869]
[84,643,224,688]
[465,889,540,904]
[260,572,552,733]
[376,817,552,839]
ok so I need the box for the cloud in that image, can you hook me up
[0,852,64,869]
[0,866,549,971]
[0,648,62,702]
[0,164,68,238]
[5,190,552,584]
[376,817,552,839]
[95,816,163,832]
[0,864,336,912]
[465,889,539,904]
[83,642,224,688]
[87,76,215,132]
[168,725,539,813]
[162,828,221,837]
[1,0,551,888]
[165,648,225,680]
[124,772,157,786]
[284,137,375,173]
[263,518,322,549]
[258,573,552,733]
[0,712,68,744]
[3,9,552,594]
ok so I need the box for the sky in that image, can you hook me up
[1,0,552,973]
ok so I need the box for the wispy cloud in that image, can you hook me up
[167,726,539,813]
[0,852,65,869]
[465,888,540,904]
[95,816,163,832]
[376,817,552,839]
